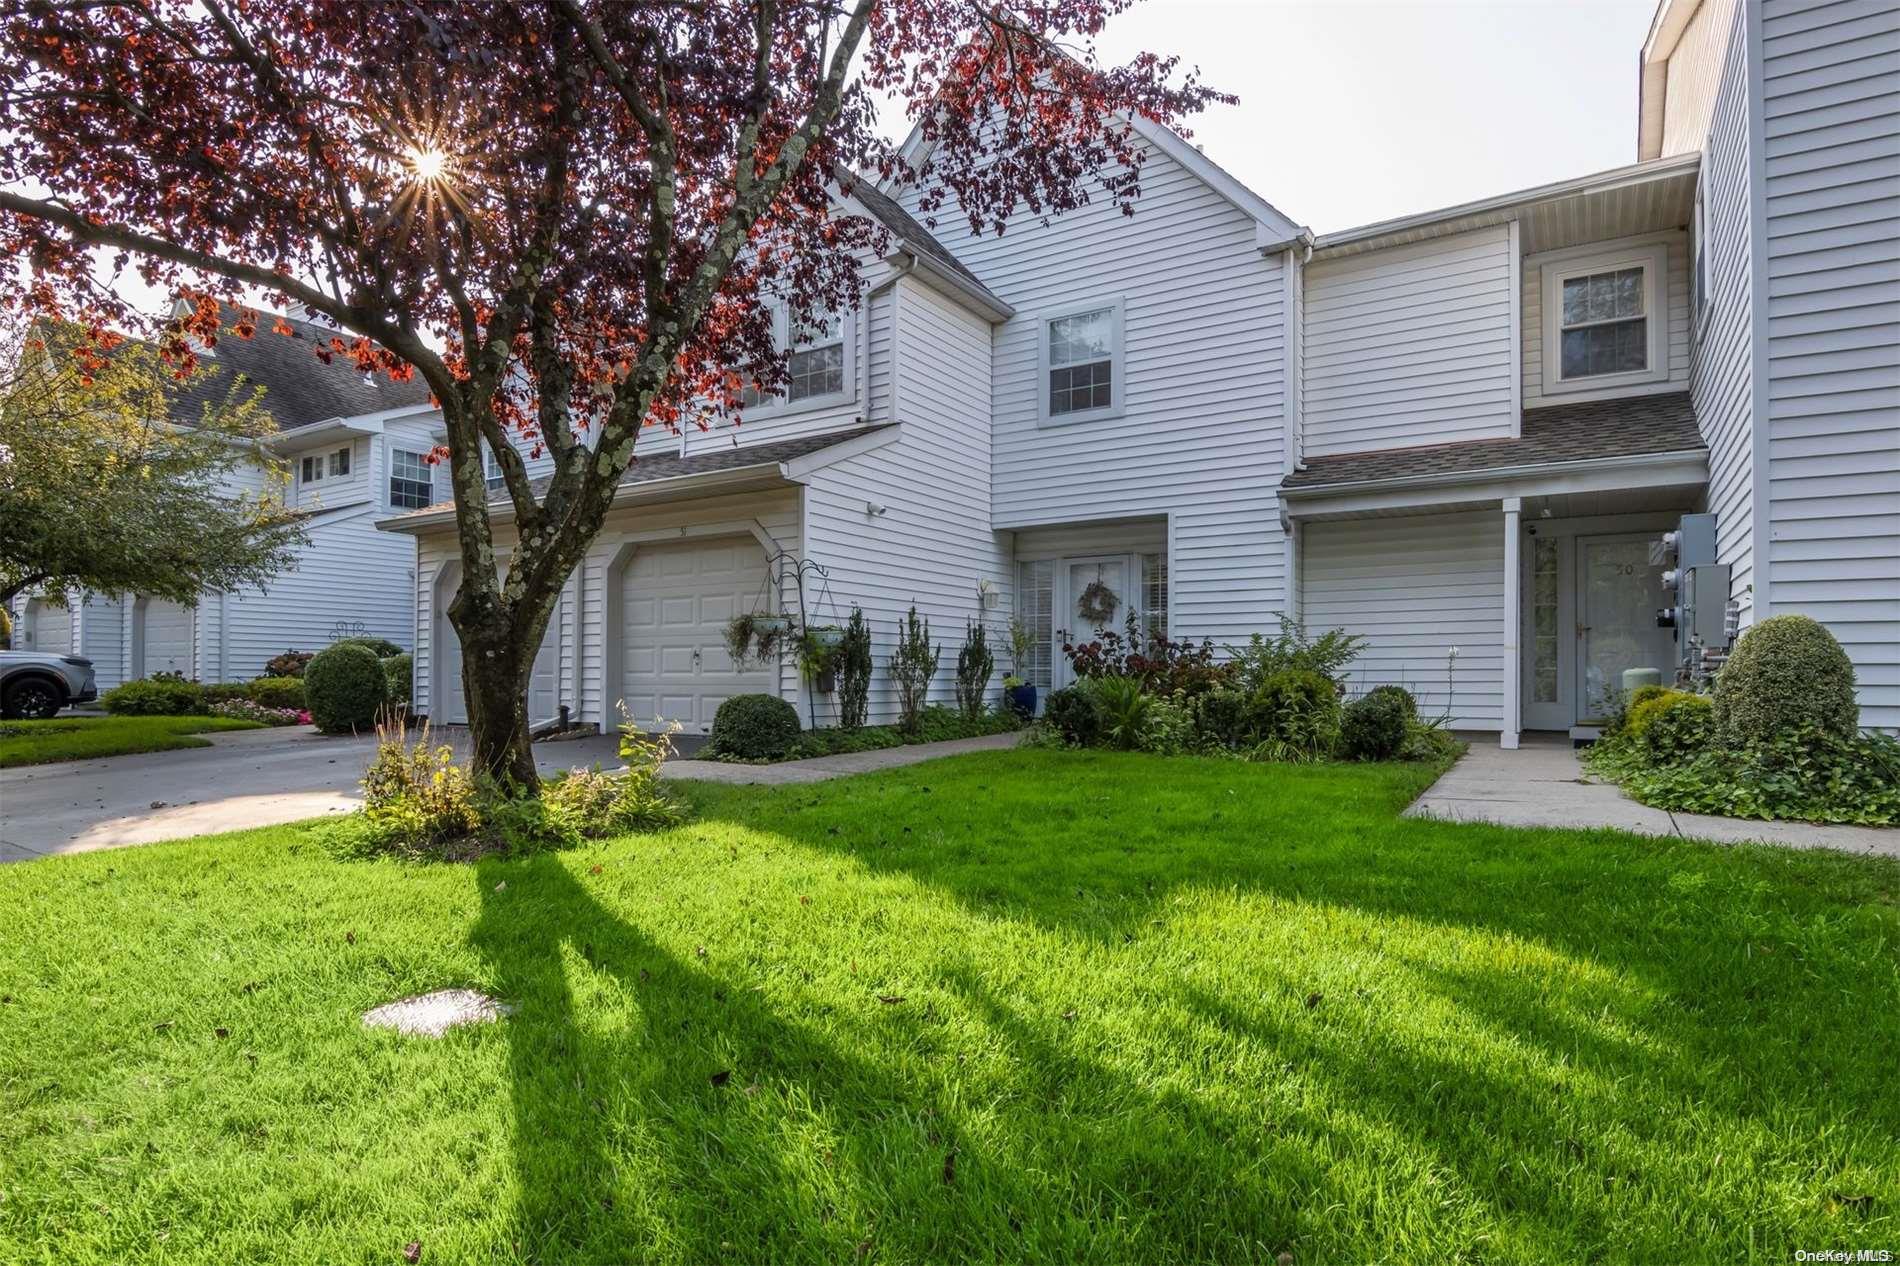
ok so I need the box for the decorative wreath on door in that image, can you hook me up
[1076,578,1120,626]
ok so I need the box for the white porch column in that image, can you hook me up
[1501,497,1522,750]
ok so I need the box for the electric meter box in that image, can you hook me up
[1681,564,1732,648]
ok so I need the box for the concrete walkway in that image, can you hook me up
[0,725,1020,862]
[1407,736,1900,858]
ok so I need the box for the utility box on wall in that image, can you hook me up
[1681,564,1732,651]
[1654,513,1728,676]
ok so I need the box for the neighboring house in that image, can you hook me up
[12,307,441,688]
[383,0,1898,740]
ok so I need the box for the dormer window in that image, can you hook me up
[299,446,351,483]
[328,446,351,477]
[1538,242,1669,394]
[1039,298,1124,424]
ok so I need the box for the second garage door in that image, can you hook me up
[139,599,194,677]
[620,536,773,732]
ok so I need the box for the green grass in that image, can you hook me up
[0,715,265,768]
[2,751,1896,1264]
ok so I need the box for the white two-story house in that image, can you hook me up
[384,0,1897,742]
[13,306,446,688]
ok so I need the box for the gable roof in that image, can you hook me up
[1281,394,1706,492]
[165,306,434,432]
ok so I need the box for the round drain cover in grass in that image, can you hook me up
[362,990,513,1037]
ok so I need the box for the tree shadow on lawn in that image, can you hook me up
[670,751,1900,1250]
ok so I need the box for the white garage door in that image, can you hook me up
[140,599,194,677]
[23,600,71,655]
[434,606,556,728]
[620,536,773,732]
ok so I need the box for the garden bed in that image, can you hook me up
[709,705,1021,765]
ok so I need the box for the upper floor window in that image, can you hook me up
[483,446,507,493]
[389,449,434,509]
[1039,298,1124,424]
[1538,241,1669,395]
[741,305,853,412]
[299,445,351,484]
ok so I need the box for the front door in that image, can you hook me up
[1576,534,1674,724]
[1053,554,1132,689]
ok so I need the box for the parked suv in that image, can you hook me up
[0,650,98,719]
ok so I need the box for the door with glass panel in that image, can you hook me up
[1053,555,1132,689]
[1520,530,1574,731]
[1576,534,1674,724]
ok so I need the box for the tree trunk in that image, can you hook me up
[448,584,553,792]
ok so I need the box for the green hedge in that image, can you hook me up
[708,693,801,760]
[382,653,413,710]
[1713,615,1857,748]
[248,676,307,710]
[101,676,206,716]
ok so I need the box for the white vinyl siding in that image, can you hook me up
[1759,0,1900,730]
[1691,0,1759,640]
[1301,511,1506,730]
[903,132,1290,645]
[802,277,1012,725]
[1525,233,1692,407]
[1303,225,1516,455]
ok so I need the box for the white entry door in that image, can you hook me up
[1576,534,1675,723]
[619,536,772,732]
[1053,554,1134,689]
[139,599,194,677]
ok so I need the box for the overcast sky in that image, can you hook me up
[1080,0,1660,233]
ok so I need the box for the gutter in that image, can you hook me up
[899,248,1014,322]
[374,459,795,534]
[1279,446,1711,499]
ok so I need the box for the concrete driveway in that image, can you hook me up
[0,726,625,862]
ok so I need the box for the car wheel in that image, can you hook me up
[3,677,64,720]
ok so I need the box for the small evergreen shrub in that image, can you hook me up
[954,621,995,721]
[1191,686,1253,750]
[1364,684,1418,719]
[1713,615,1857,748]
[248,676,306,710]
[1247,669,1342,761]
[890,606,941,734]
[329,636,406,660]
[1638,692,1714,762]
[837,607,873,731]
[304,641,387,734]
[709,693,801,759]
[102,675,206,716]
[1043,683,1103,748]
[382,653,414,710]
[1137,696,1196,755]
[1340,690,1408,761]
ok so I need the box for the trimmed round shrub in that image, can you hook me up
[248,676,307,710]
[1043,683,1104,748]
[303,641,387,734]
[330,636,405,660]
[709,693,801,759]
[1247,669,1342,753]
[1364,684,1418,720]
[1713,615,1857,748]
[1638,692,1714,762]
[1340,690,1408,761]
[382,653,414,710]
[102,675,206,716]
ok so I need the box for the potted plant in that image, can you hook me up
[797,624,845,693]
[1005,615,1039,718]
[725,612,790,669]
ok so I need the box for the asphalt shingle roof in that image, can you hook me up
[387,424,894,523]
[165,306,435,432]
[835,169,1007,313]
[1280,393,1705,491]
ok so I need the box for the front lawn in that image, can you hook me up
[0,714,265,768]
[2,751,1895,1263]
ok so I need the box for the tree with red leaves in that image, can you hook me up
[1,0,1225,788]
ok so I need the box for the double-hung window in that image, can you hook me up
[389,449,434,509]
[299,445,351,484]
[1538,242,1669,394]
[741,306,852,412]
[1039,299,1123,424]
[483,446,507,493]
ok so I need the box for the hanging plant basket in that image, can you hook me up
[725,612,791,669]
[1077,579,1120,627]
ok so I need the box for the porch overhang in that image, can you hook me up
[1279,448,1709,525]
[375,424,897,535]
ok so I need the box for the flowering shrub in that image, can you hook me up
[1061,613,1233,696]
[209,698,303,726]
[265,649,314,678]
[102,674,205,716]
